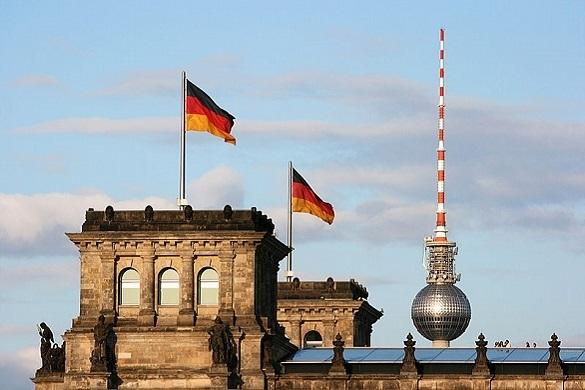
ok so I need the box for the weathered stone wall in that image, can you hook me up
[34,207,292,390]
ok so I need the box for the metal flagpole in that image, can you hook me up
[286,161,294,282]
[178,71,187,209]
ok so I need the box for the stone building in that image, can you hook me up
[33,206,585,390]
[34,206,297,390]
[277,278,382,348]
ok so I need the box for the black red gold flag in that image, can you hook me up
[292,169,335,224]
[185,80,236,144]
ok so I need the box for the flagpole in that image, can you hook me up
[287,161,294,282]
[178,71,187,209]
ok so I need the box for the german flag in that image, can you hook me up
[292,168,335,224]
[185,79,236,144]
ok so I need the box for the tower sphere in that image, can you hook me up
[411,284,471,342]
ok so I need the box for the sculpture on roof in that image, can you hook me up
[36,322,65,376]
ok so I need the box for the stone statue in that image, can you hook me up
[208,317,232,364]
[35,323,65,376]
[37,322,54,373]
[90,315,115,372]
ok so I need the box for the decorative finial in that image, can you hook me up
[401,333,418,375]
[473,333,490,375]
[144,205,154,222]
[330,333,347,374]
[184,205,193,221]
[105,205,114,223]
[223,204,233,220]
[546,332,563,376]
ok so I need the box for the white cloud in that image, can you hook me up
[186,166,244,209]
[0,192,174,255]
[13,117,176,134]
[94,69,178,97]
[0,346,38,390]
[10,74,61,88]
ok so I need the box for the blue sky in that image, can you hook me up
[1,1,584,388]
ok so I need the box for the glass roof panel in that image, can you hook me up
[503,348,548,362]
[364,348,405,362]
[344,348,376,362]
[487,348,514,362]
[564,349,585,362]
[415,348,444,361]
[289,348,333,362]
[432,348,476,362]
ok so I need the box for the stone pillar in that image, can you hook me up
[472,333,491,376]
[218,245,235,324]
[323,319,336,347]
[400,333,419,376]
[178,251,196,326]
[138,249,156,326]
[545,333,564,390]
[99,247,116,322]
[329,334,348,375]
[290,320,302,347]
[78,244,101,322]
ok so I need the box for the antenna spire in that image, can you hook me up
[434,28,448,242]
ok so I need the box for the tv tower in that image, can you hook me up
[411,29,471,347]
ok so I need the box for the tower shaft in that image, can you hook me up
[434,28,447,242]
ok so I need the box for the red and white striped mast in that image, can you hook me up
[434,28,448,242]
[423,28,458,285]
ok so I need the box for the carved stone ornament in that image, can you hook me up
[332,333,345,365]
[223,204,233,220]
[472,333,490,375]
[326,277,335,292]
[401,333,418,374]
[184,205,194,221]
[291,277,301,290]
[545,333,563,376]
[105,205,114,222]
[144,205,154,222]
[329,333,347,375]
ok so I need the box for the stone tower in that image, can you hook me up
[35,205,296,390]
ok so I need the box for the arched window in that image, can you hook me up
[159,268,179,305]
[120,268,140,306]
[303,330,323,348]
[198,268,219,305]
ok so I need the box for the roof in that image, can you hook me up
[284,347,585,365]
[278,278,369,300]
[78,205,275,233]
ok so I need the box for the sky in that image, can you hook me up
[1,1,584,388]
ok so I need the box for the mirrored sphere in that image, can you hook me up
[411,284,471,342]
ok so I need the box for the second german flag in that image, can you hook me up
[185,79,236,145]
[292,168,335,224]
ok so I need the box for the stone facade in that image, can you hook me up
[34,206,296,390]
[277,277,382,348]
[273,334,585,390]
[32,206,585,390]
